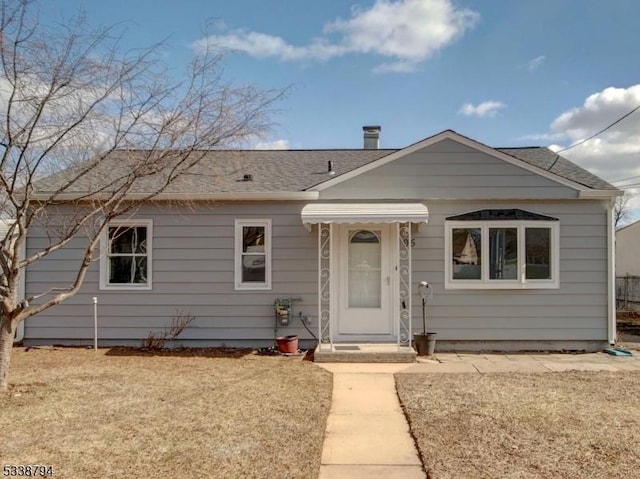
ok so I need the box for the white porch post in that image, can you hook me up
[398,222,412,351]
[318,223,332,351]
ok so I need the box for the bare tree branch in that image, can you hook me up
[615,191,631,228]
[0,0,281,391]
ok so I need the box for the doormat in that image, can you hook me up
[334,345,361,351]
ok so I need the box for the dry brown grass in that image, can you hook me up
[618,310,640,349]
[617,337,640,350]
[396,372,640,479]
[617,310,640,349]
[1,347,332,479]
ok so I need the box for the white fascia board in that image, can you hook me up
[310,129,599,194]
[578,190,623,198]
[32,191,320,202]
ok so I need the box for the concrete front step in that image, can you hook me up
[314,343,417,363]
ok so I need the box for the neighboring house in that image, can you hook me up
[616,219,640,276]
[23,128,621,353]
[615,219,640,312]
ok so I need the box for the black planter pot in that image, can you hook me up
[414,332,437,356]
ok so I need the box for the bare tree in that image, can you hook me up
[0,0,280,391]
[614,191,631,228]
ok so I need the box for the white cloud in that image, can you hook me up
[545,85,640,178]
[0,75,117,157]
[517,132,566,142]
[325,0,478,62]
[199,32,303,60]
[253,139,290,150]
[527,55,545,71]
[551,85,640,142]
[194,0,479,73]
[458,101,506,118]
[194,32,344,61]
[373,60,421,74]
[532,84,640,221]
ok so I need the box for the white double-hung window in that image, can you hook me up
[234,219,272,290]
[100,219,152,290]
[444,210,559,289]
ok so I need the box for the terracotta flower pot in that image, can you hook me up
[275,335,299,354]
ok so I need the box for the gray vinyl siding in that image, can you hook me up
[24,198,610,346]
[314,138,608,343]
[320,139,578,200]
[24,202,318,345]
[410,200,609,341]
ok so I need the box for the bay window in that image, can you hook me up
[445,212,558,289]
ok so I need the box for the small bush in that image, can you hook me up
[141,309,195,350]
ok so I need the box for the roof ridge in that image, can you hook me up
[112,148,400,153]
[497,146,545,150]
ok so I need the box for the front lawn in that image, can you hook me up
[396,372,640,479]
[1,347,332,479]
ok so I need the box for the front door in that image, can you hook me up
[337,224,392,339]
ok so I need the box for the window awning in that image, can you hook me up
[301,203,429,229]
[446,209,558,221]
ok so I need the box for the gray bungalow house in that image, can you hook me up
[23,128,621,355]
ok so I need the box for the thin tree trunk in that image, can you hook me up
[0,318,16,392]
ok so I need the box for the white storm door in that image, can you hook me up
[338,225,392,335]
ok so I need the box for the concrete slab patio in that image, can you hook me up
[404,351,640,373]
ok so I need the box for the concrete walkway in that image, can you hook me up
[315,351,640,478]
[317,363,426,479]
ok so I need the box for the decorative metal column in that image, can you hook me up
[318,223,332,351]
[398,222,412,351]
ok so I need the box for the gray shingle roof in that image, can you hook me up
[497,147,616,190]
[34,149,394,195]
[33,140,616,197]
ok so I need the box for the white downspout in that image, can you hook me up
[13,237,26,343]
[607,198,616,346]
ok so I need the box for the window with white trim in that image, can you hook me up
[445,215,559,289]
[235,219,271,290]
[100,220,152,290]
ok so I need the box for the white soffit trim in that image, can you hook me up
[310,130,594,194]
[301,203,429,230]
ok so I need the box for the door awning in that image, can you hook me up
[301,203,429,229]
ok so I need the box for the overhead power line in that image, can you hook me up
[612,174,640,184]
[556,103,640,154]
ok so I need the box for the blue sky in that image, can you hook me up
[43,0,640,219]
